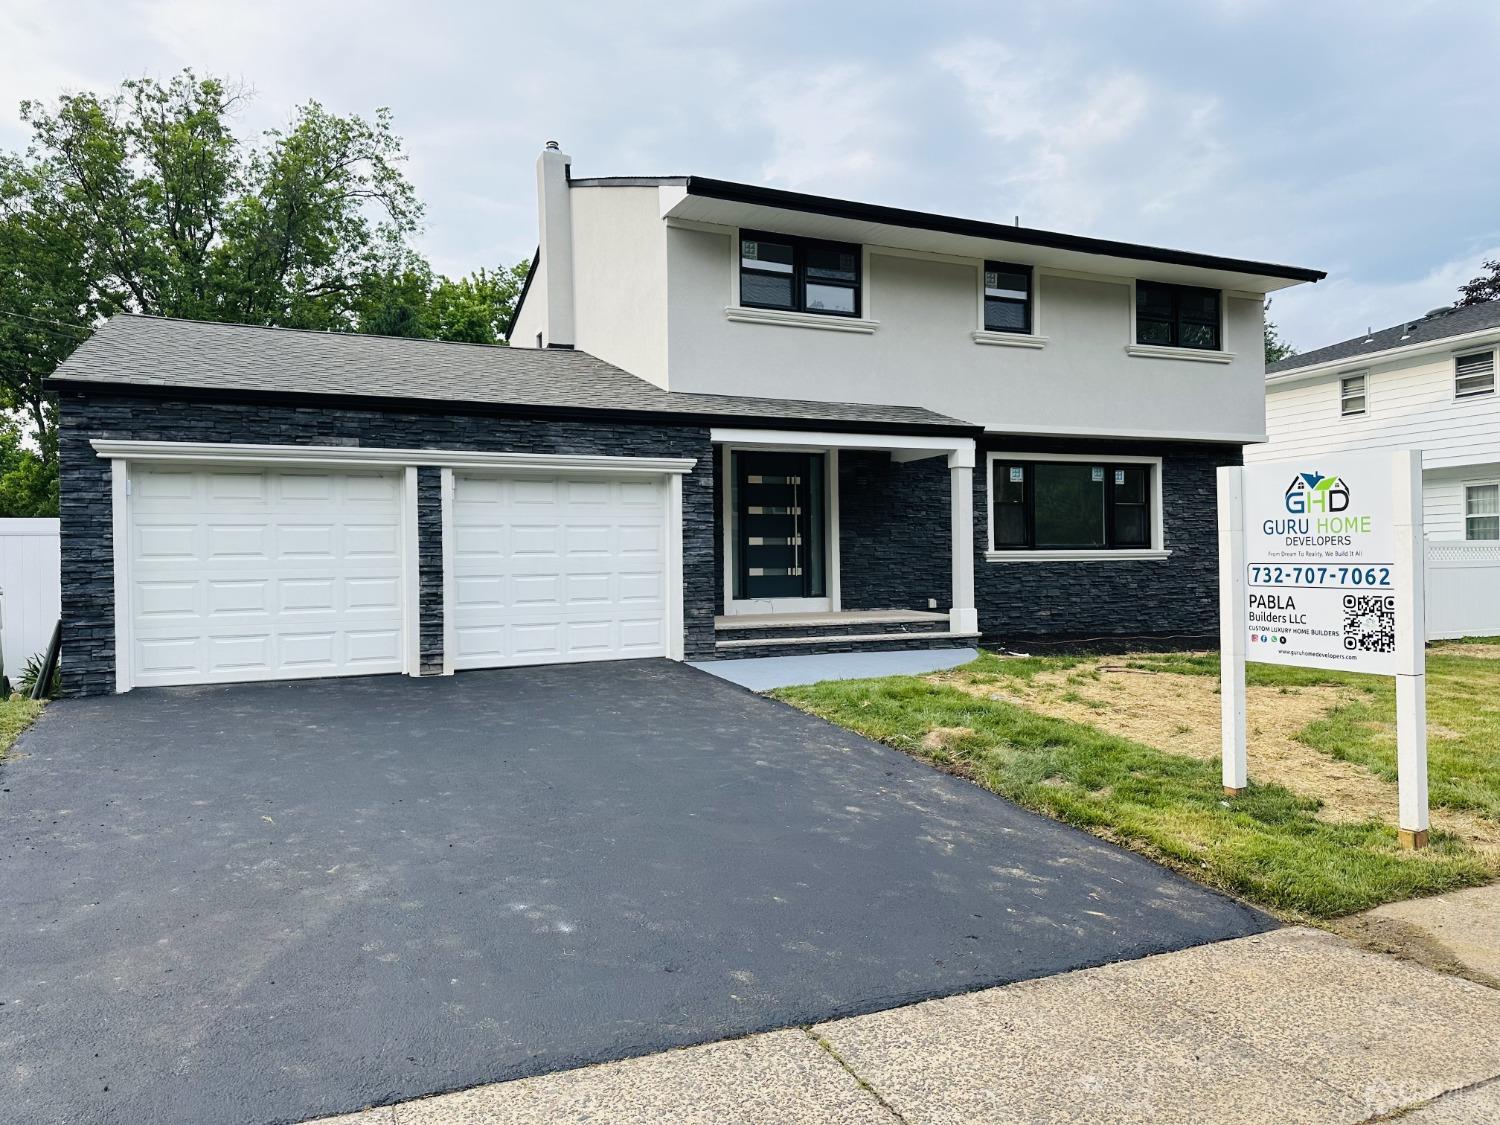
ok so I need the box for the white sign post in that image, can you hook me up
[1218,450,1428,847]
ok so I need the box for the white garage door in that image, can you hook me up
[450,473,669,669]
[127,465,407,687]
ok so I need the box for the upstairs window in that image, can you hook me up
[1135,281,1221,351]
[991,459,1154,551]
[983,262,1033,333]
[740,231,861,317]
[1340,373,1367,416]
[1467,484,1500,541]
[1455,350,1496,398]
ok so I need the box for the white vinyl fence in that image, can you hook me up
[1426,540,1500,640]
[0,518,61,681]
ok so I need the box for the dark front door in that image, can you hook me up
[735,451,826,601]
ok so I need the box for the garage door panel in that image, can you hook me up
[345,629,402,665]
[206,580,269,617]
[344,524,401,558]
[207,524,269,560]
[278,524,336,559]
[207,633,272,672]
[136,524,198,561]
[280,631,337,668]
[345,576,401,612]
[207,473,268,501]
[128,466,406,688]
[136,580,201,619]
[450,472,670,671]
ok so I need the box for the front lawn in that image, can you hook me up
[774,647,1500,920]
[0,695,44,757]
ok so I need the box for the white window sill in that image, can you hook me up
[1125,343,1234,364]
[984,549,1172,563]
[725,306,878,334]
[973,330,1048,349]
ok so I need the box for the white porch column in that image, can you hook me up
[948,442,978,634]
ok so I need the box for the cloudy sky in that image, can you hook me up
[4,0,1498,351]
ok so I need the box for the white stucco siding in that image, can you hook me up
[570,186,670,387]
[510,254,546,347]
[663,225,1267,441]
[1250,351,1500,472]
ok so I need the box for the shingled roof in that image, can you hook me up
[49,315,975,433]
[1268,299,1500,376]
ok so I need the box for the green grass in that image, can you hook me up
[0,694,44,757]
[1119,647,1500,821]
[774,653,1494,920]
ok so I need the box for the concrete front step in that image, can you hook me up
[713,631,979,660]
[716,618,952,643]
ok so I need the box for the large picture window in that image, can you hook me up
[740,231,861,317]
[1135,281,1221,351]
[991,458,1155,551]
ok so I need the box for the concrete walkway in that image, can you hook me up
[309,926,1500,1124]
[689,647,978,691]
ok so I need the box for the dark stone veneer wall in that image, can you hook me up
[837,451,951,613]
[59,392,716,697]
[715,439,1236,647]
[973,437,1241,647]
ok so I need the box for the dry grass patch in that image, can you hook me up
[931,655,1500,860]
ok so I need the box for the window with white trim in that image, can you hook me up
[740,230,862,317]
[1466,483,1499,541]
[1455,351,1496,398]
[1340,372,1367,416]
[982,262,1033,333]
[990,457,1155,551]
[1135,281,1221,350]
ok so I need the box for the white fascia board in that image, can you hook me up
[982,423,1267,444]
[90,440,697,475]
[709,428,975,458]
[1267,328,1500,386]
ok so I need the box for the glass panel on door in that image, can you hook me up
[734,451,826,601]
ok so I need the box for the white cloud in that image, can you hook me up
[932,39,1231,236]
[739,62,908,194]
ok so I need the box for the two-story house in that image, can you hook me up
[50,143,1321,695]
[1250,300,1500,542]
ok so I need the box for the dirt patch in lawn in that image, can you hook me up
[932,661,1500,858]
[1432,643,1500,660]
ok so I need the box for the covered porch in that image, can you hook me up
[711,427,979,658]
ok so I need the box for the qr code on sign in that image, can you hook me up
[1343,594,1396,654]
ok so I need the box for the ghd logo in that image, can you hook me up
[1284,472,1350,514]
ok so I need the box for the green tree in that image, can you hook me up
[353,259,531,345]
[425,263,530,344]
[1456,259,1500,307]
[0,418,57,518]
[0,70,444,515]
[1264,299,1295,365]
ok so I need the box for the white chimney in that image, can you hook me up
[536,141,575,348]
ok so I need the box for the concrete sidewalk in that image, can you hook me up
[311,926,1500,1124]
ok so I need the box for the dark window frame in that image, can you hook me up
[982,261,1033,334]
[1134,280,1222,351]
[739,229,862,318]
[990,457,1156,552]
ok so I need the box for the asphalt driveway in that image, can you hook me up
[1,660,1271,1125]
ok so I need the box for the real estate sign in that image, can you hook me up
[1241,452,1403,676]
[1218,450,1429,847]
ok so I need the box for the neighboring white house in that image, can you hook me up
[1250,300,1500,637]
[1250,300,1500,540]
